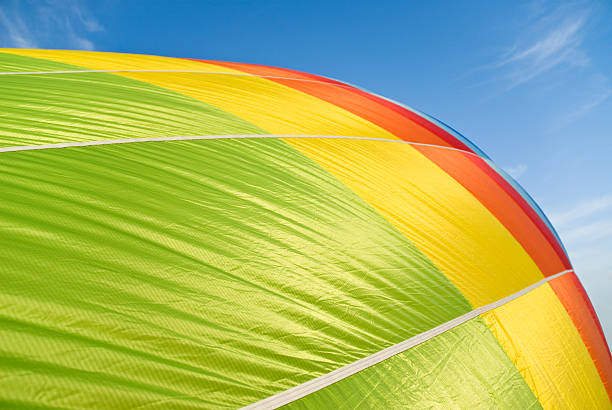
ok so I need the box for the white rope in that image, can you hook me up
[0,134,482,158]
[242,269,573,409]
[0,69,357,88]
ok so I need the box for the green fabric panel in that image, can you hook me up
[0,53,266,148]
[0,51,95,72]
[287,317,541,410]
[0,139,472,408]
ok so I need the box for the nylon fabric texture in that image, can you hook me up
[482,283,610,408]
[0,49,610,409]
[285,318,542,410]
[0,139,472,408]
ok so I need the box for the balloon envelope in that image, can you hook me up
[0,49,610,409]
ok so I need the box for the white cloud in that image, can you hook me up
[500,16,584,66]
[0,0,102,50]
[73,3,104,33]
[472,0,611,129]
[561,88,612,124]
[504,163,528,179]
[498,12,588,89]
[468,1,604,98]
[0,7,37,48]
[563,220,612,244]
[549,194,612,227]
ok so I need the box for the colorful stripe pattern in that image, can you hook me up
[0,49,610,409]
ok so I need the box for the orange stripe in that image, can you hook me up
[549,272,612,399]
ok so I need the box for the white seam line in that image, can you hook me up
[0,134,482,159]
[0,69,356,88]
[241,269,573,409]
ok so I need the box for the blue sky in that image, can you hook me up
[1,0,611,340]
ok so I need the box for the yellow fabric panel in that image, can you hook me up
[285,138,544,307]
[0,49,403,140]
[482,283,610,409]
[0,49,393,139]
[110,72,402,139]
[0,48,236,72]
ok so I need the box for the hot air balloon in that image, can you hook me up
[0,49,610,409]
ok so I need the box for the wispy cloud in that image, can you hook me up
[465,1,600,97]
[550,194,612,259]
[560,87,612,125]
[0,0,103,50]
[550,194,612,227]
[0,7,37,48]
[563,220,612,244]
[504,163,528,179]
[497,10,589,90]
[468,0,611,129]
